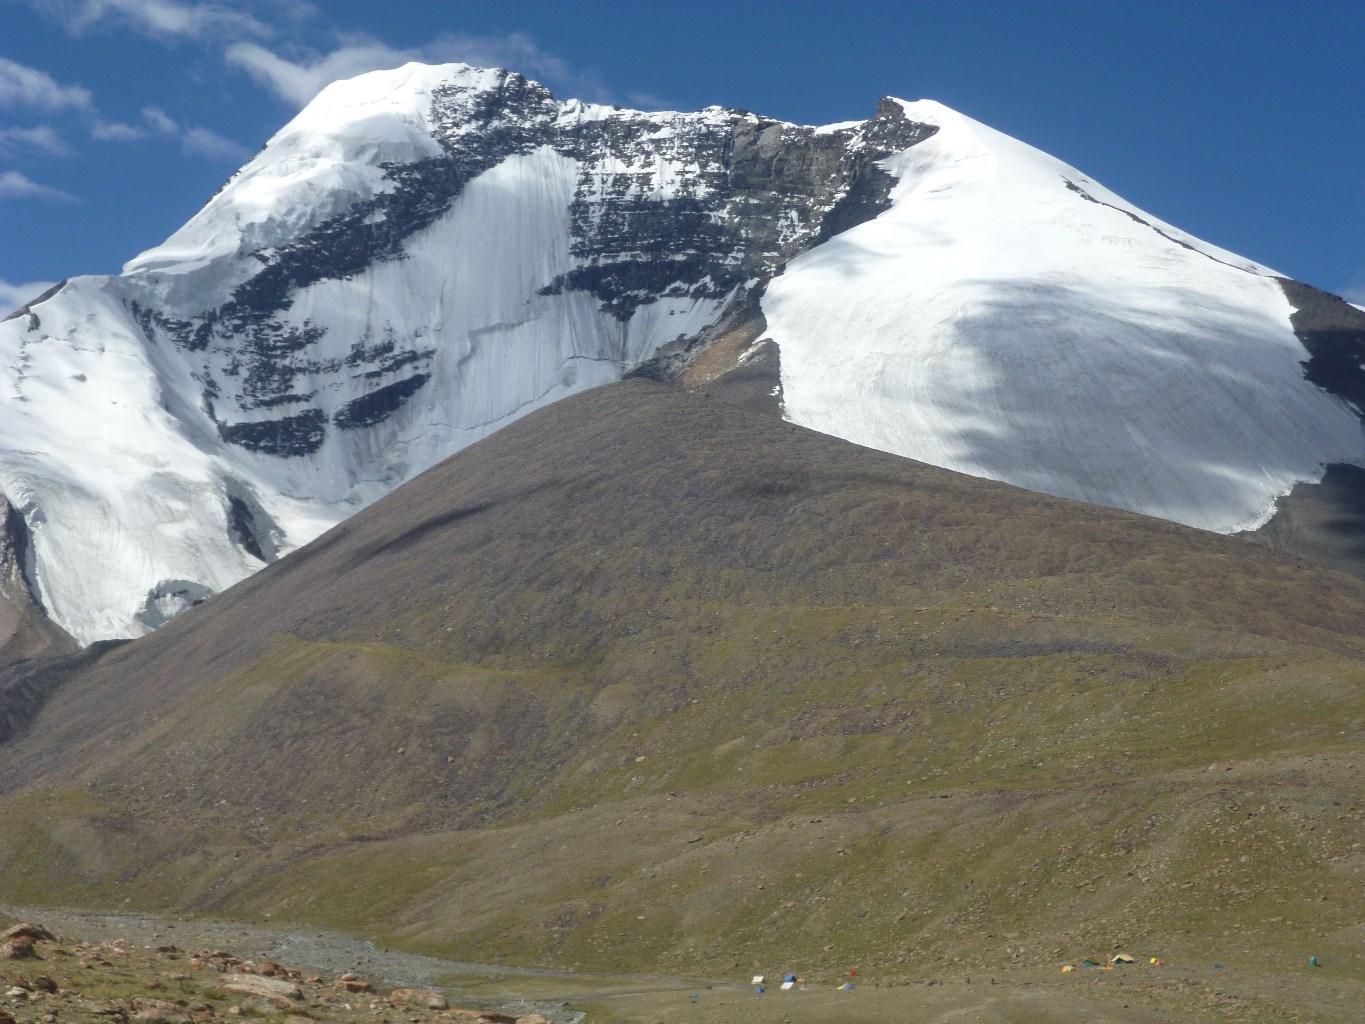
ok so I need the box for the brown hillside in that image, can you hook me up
[0,378,1361,1007]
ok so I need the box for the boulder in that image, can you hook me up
[387,988,448,1010]
[130,996,193,1024]
[0,924,55,943]
[220,971,302,1009]
[0,937,37,960]
[332,973,374,994]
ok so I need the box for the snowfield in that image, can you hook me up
[766,100,1363,533]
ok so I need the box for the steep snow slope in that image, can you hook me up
[0,276,338,641]
[766,100,1364,533]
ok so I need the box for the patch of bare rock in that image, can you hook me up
[0,925,55,963]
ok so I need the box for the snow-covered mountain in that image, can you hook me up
[766,110,1365,533]
[4,62,1365,644]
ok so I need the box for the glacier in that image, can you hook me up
[2,63,1363,644]
[765,100,1365,534]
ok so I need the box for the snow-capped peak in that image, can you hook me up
[891,98,1276,275]
[4,64,1365,646]
[122,63,498,295]
[764,98,1361,534]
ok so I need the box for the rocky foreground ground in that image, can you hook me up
[0,923,564,1024]
[3,909,1362,1023]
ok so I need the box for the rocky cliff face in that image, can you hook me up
[0,493,71,663]
[0,492,79,743]
[133,72,935,458]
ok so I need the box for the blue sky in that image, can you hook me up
[2,0,1364,314]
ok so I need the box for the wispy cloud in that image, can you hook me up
[0,278,59,318]
[141,104,178,134]
[0,58,204,156]
[29,0,271,41]
[90,118,145,140]
[0,125,72,156]
[226,31,607,108]
[180,124,249,160]
[0,170,77,200]
[90,105,178,141]
[0,57,94,111]
[83,106,243,158]
[627,91,672,111]
[222,40,331,107]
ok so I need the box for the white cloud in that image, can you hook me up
[86,107,243,159]
[180,125,248,160]
[0,125,72,156]
[90,118,146,140]
[223,40,327,106]
[0,279,59,318]
[30,0,270,41]
[0,57,94,111]
[226,31,605,108]
[627,92,672,111]
[0,59,195,150]
[0,170,76,200]
[141,105,178,134]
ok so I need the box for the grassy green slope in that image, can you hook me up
[0,379,1360,983]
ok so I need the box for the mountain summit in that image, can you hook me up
[3,62,1364,643]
